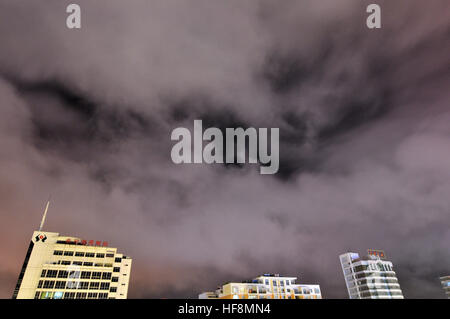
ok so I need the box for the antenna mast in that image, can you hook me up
[39,197,51,231]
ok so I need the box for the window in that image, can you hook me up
[66,281,79,289]
[98,293,108,299]
[40,291,53,299]
[88,292,98,299]
[104,263,113,267]
[41,270,47,277]
[55,281,65,289]
[79,281,89,289]
[89,282,100,290]
[75,252,85,257]
[34,291,41,299]
[113,267,120,272]
[112,277,119,283]
[64,292,76,299]
[76,292,87,299]
[73,261,83,266]
[85,252,95,258]
[69,270,80,279]
[53,250,63,256]
[83,262,93,266]
[61,261,71,265]
[63,251,74,256]
[43,280,55,289]
[110,287,117,293]
[95,263,103,267]
[100,282,110,290]
[106,254,114,258]
[81,271,91,279]
[57,270,69,278]
[37,280,43,288]
[102,272,112,280]
[96,253,105,258]
[114,257,122,263]
[92,272,102,279]
[46,270,58,278]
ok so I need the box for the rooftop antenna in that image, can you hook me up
[39,196,51,231]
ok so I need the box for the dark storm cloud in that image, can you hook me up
[0,0,449,299]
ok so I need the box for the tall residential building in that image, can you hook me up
[12,202,132,299]
[199,274,322,299]
[339,250,403,299]
[440,276,450,299]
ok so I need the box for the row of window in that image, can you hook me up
[258,279,296,286]
[357,285,401,293]
[354,272,397,280]
[232,295,319,299]
[353,263,393,273]
[53,251,121,260]
[356,278,399,285]
[41,269,118,279]
[360,291,403,298]
[231,287,320,295]
[38,280,116,291]
[35,291,110,299]
[51,260,114,267]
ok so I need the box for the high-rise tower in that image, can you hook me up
[12,203,132,299]
[339,250,403,299]
[440,276,450,299]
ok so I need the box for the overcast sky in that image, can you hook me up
[0,0,449,298]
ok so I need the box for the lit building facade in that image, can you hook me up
[199,274,322,299]
[339,250,403,299]
[440,276,450,299]
[12,230,132,299]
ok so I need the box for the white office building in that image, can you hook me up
[12,202,132,299]
[339,250,403,299]
[440,275,450,299]
[199,274,322,299]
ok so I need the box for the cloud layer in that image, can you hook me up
[0,0,449,298]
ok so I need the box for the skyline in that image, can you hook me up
[0,0,449,299]
[8,209,449,299]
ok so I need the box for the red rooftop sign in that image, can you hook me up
[368,249,385,259]
[65,239,108,247]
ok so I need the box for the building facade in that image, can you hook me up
[199,274,322,299]
[339,250,403,299]
[12,230,132,299]
[440,276,450,299]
